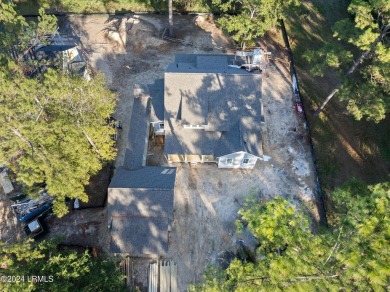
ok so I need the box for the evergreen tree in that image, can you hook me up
[0,68,116,217]
[303,0,390,122]
[330,179,390,290]
[212,0,301,48]
[190,182,390,291]
[0,2,57,63]
[0,2,117,216]
[0,239,126,291]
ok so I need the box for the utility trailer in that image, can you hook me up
[11,192,53,223]
[24,217,46,239]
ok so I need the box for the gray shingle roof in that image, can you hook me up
[166,54,249,74]
[109,167,176,189]
[110,217,169,254]
[196,55,228,70]
[108,188,174,220]
[123,95,150,170]
[181,88,209,125]
[214,122,243,157]
[241,117,263,157]
[164,119,221,155]
[164,54,263,158]
[148,79,165,122]
[108,167,176,255]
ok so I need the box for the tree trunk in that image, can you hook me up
[168,0,173,37]
[314,48,374,115]
[314,24,390,116]
[12,129,34,154]
[314,35,383,115]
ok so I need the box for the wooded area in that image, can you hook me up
[1,2,117,217]
[190,181,389,291]
[0,239,126,291]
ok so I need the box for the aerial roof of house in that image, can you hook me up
[148,79,165,122]
[122,92,150,171]
[133,80,165,123]
[108,166,176,255]
[164,54,263,157]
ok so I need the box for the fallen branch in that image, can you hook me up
[314,25,389,115]
[324,226,343,265]
[84,130,102,156]
[12,128,34,155]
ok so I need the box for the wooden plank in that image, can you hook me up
[164,260,170,292]
[149,262,158,292]
[164,260,169,292]
[170,260,177,292]
[126,257,131,287]
[159,260,165,292]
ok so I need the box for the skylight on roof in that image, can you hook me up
[183,125,206,129]
[161,169,175,175]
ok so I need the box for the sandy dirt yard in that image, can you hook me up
[166,62,321,289]
[0,13,321,292]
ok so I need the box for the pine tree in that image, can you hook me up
[190,183,390,291]
[0,3,117,216]
[212,0,301,48]
[0,239,126,292]
[303,0,390,122]
[0,69,116,217]
[331,180,390,290]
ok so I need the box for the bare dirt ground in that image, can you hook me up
[0,14,320,291]
[0,189,24,244]
[166,61,321,290]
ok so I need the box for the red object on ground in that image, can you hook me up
[295,103,303,114]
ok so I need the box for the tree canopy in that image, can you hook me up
[303,0,390,122]
[0,2,117,216]
[0,239,126,291]
[190,181,390,291]
[213,0,301,47]
[0,2,57,62]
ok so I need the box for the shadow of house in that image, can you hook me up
[163,54,265,169]
[108,167,176,256]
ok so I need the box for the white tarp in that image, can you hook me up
[0,169,14,194]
